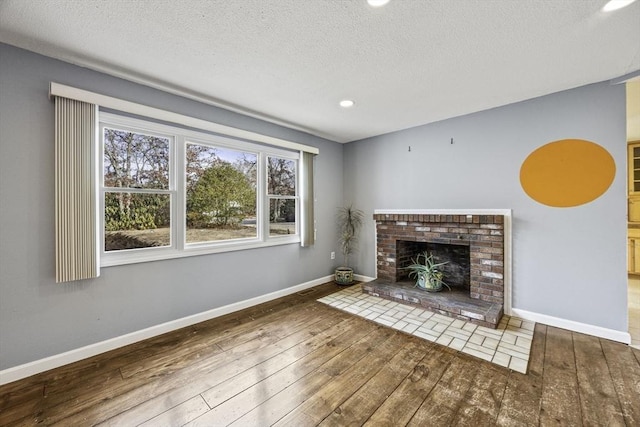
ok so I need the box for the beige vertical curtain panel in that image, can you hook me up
[300,151,315,247]
[55,96,99,282]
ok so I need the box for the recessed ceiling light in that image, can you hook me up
[339,100,355,108]
[602,0,637,12]
[367,0,390,7]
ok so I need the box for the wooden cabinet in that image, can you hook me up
[628,143,640,273]
[630,197,640,222]
[629,142,640,223]
[629,229,640,274]
[629,142,640,195]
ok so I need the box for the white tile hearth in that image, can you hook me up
[318,284,535,374]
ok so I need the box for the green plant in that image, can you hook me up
[337,205,364,267]
[404,252,451,292]
[104,192,169,231]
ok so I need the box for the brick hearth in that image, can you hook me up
[371,213,505,328]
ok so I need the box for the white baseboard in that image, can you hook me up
[511,308,631,344]
[354,274,376,282]
[0,275,333,386]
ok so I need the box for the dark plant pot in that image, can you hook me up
[414,273,443,292]
[335,267,354,285]
[423,284,443,292]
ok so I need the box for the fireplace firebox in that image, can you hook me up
[396,240,471,290]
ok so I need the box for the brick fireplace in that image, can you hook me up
[363,211,509,328]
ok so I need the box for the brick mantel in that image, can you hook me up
[373,209,512,318]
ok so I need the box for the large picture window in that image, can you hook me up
[99,113,300,266]
[52,84,316,279]
[185,143,258,244]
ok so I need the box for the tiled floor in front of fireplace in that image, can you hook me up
[318,284,534,374]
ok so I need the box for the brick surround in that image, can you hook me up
[371,213,505,327]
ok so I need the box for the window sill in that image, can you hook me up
[100,236,301,267]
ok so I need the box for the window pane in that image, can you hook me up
[104,192,171,251]
[186,143,257,243]
[103,128,169,189]
[268,157,296,196]
[270,198,296,236]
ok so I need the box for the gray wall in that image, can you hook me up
[0,44,344,370]
[344,81,628,333]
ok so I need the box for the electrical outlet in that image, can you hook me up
[330,251,335,260]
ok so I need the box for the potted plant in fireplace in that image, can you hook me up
[335,205,364,285]
[404,251,451,292]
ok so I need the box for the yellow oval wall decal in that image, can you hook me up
[520,139,615,207]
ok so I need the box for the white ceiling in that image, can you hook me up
[1,0,639,143]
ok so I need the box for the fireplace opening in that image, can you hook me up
[396,240,470,291]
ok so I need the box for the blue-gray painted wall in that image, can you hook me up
[344,81,628,332]
[0,43,344,370]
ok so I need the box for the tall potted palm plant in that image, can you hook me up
[335,205,364,285]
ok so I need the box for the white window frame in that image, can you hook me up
[99,112,300,267]
[266,154,300,239]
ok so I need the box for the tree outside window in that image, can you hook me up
[185,143,257,244]
[103,128,171,251]
[268,157,297,236]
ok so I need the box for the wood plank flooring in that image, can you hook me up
[1,281,639,426]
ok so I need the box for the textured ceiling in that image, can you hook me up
[1,0,639,143]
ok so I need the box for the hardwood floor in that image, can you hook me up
[1,281,639,426]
